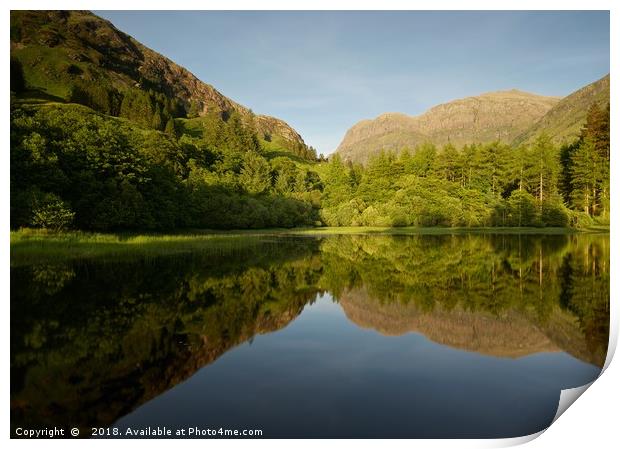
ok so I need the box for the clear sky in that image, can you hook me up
[95,11,609,155]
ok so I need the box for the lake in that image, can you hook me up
[10,232,609,438]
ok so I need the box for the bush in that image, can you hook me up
[541,200,569,227]
[568,210,595,229]
[30,193,75,232]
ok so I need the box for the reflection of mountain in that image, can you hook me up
[339,287,606,366]
[340,288,558,358]
[11,293,309,436]
[10,241,322,434]
[10,233,609,435]
[11,280,311,435]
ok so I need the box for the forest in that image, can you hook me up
[321,102,610,228]
[10,79,609,232]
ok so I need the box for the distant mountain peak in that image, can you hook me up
[335,88,560,163]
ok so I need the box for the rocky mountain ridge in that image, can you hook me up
[336,75,609,164]
[10,10,308,153]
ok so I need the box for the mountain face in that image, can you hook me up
[337,75,610,165]
[336,90,559,163]
[513,74,610,146]
[10,10,308,156]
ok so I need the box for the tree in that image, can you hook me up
[578,103,610,219]
[435,144,461,182]
[31,193,75,232]
[151,105,163,130]
[582,103,610,160]
[322,154,353,207]
[530,134,559,209]
[164,118,176,137]
[570,138,602,216]
[507,190,539,227]
[403,143,436,176]
[239,151,272,194]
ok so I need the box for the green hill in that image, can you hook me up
[10,10,315,160]
[513,74,610,146]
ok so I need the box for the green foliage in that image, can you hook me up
[541,195,569,227]
[506,190,539,227]
[11,102,318,231]
[320,102,608,229]
[240,152,272,194]
[30,192,75,231]
[164,117,176,137]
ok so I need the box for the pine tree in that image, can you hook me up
[570,138,602,215]
[435,143,461,182]
[164,118,176,137]
[530,134,559,208]
[151,105,163,130]
[239,151,272,194]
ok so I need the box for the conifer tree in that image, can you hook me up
[164,118,176,137]
[570,138,602,215]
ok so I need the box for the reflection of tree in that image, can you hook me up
[30,264,76,296]
[10,233,609,433]
[11,239,322,434]
[318,234,609,366]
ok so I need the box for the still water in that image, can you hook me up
[11,233,609,438]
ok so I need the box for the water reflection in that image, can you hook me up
[10,233,609,437]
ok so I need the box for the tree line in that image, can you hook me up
[321,103,610,228]
[10,91,609,231]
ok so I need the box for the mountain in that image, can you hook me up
[337,75,610,165]
[336,90,559,164]
[10,10,311,158]
[513,74,610,146]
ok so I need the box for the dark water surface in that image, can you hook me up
[11,233,609,438]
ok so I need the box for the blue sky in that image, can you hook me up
[96,11,609,155]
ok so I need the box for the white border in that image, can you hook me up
[3,1,617,448]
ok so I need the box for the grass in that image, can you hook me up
[10,229,270,265]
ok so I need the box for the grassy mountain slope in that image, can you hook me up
[336,90,559,164]
[10,10,312,159]
[513,74,610,146]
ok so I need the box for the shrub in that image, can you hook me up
[31,193,75,232]
[541,200,569,227]
[568,210,595,229]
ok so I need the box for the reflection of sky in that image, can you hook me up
[116,295,600,438]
